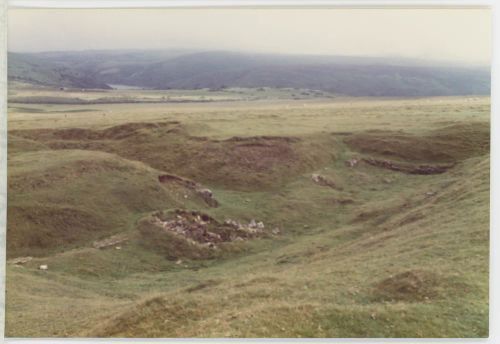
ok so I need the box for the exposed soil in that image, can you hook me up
[353,201,411,225]
[11,121,333,190]
[324,197,355,206]
[345,123,489,163]
[362,157,454,175]
[10,121,182,141]
[185,279,221,293]
[225,135,300,143]
[158,174,198,189]
[209,136,302,174]
[158,174,219,207]
[93,233,129,249]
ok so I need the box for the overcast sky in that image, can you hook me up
[8,8,491,65]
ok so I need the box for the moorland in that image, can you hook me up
[5,51,491,337]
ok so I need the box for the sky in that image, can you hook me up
[8,8,491,66]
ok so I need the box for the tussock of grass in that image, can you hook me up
[372,270,441,302]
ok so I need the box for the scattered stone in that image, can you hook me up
[311,173,339,189]
[93,234,128,249]
[224,219,241,228]
[426,191,437,197]
[11,256,33,265]
[39,265,48,271]
[272,227,281,235]
[345,158,359,168]
[197,188,219,207]
[115,246,121,250]
[186,238,197,246]
[383,178,392,184]
[176,259,183,265]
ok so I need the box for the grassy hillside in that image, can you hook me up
[11,121,337,190]
[7,148,218,258]
[8,50,490,96]
[87,155,489,338]
[8,52,111,89]
[5,96,490,338]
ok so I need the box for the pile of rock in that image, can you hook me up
[311,173,339,189]
[345,158,359,168]
[197,188,219,207]
[151,210,276,248]
[10,256,33,265]
[224,218,265,234]
[153,211,222,246]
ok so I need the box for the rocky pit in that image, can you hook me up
[150,209,278,248]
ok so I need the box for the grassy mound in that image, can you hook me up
[8,134,48,154]
[344,122,489,163]
[8,205,103,258]
[372,270,441,302]
[11,121,337,190]
[7,149,209,258]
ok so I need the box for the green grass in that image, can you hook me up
[7,86,332,106]
[5,94,490,338]
[6,149,215,258]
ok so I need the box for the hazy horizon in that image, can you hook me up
[7,48,491,69]
[8,8,491,66]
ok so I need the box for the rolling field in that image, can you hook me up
[5,88,490,337]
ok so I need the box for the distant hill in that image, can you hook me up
[8,52,112,89]
[8,50,491,96]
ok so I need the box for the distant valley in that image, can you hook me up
[8,50,491,97]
